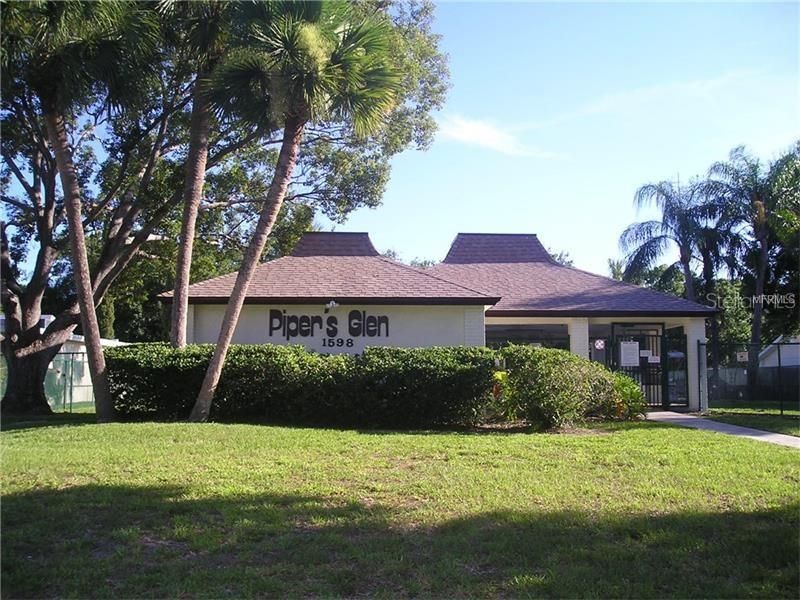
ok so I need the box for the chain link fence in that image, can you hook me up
[0,352,94,412]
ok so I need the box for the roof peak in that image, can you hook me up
[454,232,541,237]
[443,232,554,264]
[291,231,379,257]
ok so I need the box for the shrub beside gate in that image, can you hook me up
[500,346,647,429]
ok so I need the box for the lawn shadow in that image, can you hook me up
[217,416,658,436]
[2,483,797,598]
[1,413,659,436]
[0,412,98,432]
[708,409,800,420]
[353,418,659,436]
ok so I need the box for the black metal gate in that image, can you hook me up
[590,334,688,409]
[701,341,800,414]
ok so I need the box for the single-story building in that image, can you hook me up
[164,232,499,354]
[163,231,714,410]
[759,335,800,367]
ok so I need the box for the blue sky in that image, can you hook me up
[322,1,799,275]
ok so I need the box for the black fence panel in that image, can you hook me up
[703,342,800,414]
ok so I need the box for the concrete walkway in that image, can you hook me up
[647,411,800,449]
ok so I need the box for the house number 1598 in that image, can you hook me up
[321,338,354,348]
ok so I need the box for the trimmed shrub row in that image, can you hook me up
[105,343,646,429]
[105,344,496,427]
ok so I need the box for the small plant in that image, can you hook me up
[589,372,647,421]
[612,373,648,420]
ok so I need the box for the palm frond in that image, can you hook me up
[622,235,672,281]
[619,220,669,253]
[4,0,161,112]
[207,48,279,129]
[766,143,800,206]
[633,181,675,212]
[213,3,398,136]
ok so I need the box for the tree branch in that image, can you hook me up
[18,94,52,163]
[83,150,131,225]
[0,196,31,212]
[207,129,275,168]
[2,151,39,207]
[92,188,183,301]
[136,108,171,198]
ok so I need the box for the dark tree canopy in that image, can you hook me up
[1,0,449,415]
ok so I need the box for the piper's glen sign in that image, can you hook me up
[269,309,389,347]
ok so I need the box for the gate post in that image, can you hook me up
[698,339,709,412]
[697,341,705,412]
[685,318,706,412]
[660,335,669,409]
[568,318,590,359]
[777,344,783,416]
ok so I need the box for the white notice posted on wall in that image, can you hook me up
[620,341,640,367]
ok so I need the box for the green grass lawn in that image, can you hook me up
[706,407,800,437]
[2,419,798,598]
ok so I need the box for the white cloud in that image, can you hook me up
[745,130,800,160]
[437,114,561,158]
[583,69,756,116]
[517,69,764,131]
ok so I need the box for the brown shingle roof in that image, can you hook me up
[164,231,713,316]
[431,233,714,316]
[443,233,554,264]
[290,232,379,257]
[163,232,498,306]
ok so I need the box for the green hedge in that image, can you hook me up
[105,344,496,428]
[106,343,645,429]
[500,345,646,429]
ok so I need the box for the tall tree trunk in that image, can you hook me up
[680,258,696,302]
[170,85,211,348]
[3,219,80,414]
[1,346,60,415]
[190,117,305,422]
[43,107,115,423]
[701,250,720,403]
[747,233,769,396]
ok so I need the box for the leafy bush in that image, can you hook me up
[605,372,647,420]
[357,347,497,427]
[104,343,211,420]
[106,343,496,428]
[500,345,637,429]
[107,342,644,429]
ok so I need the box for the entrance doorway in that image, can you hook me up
[590,324,689,409]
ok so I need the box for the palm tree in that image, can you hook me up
[2,1,158,421]
[608,259,625,280]
[164,0,234,349]
[189,1,399,421]
[702,144,800,391]
[619,181,701,302]
[693,218,737,398]
[705,145,800,344]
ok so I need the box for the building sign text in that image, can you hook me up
[268,309,389,342]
